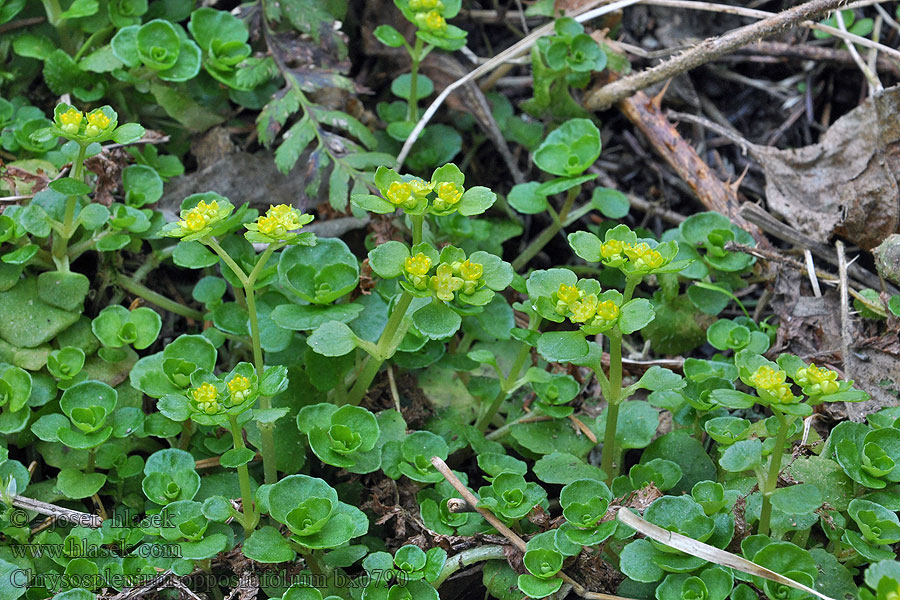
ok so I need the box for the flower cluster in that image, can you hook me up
[601,239,666,272]
[227,374,252,405]
[53,104,117,141]
[794,363,839,397]
[554,282,620,333]
[357,164,495,218]
[749,366,797,405]
[161,194,234,241]
[244,203,314,244]
[191,382,221,415]
[403,252,485,303]
[408,0,447,32]
[386,179,432,211]
[181,199,221,232]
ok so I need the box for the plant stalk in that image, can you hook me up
[228,416,258,536]
[51,143,88,272]
[511,186,579,271]
[759,410,790,537]
[346,290,414,406]
[116,275,205,321]
[433,545,508,588]
[600,332,623,482]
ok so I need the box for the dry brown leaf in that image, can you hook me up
[755,84,900,250]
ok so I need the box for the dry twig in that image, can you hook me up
[585,0,856,111]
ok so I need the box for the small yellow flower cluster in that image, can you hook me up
[794,363,839,396]
[404,253,484,301]
[85,111,111,137]
[59,108,83,135]
[191,382,221,415]
[624,242,665,270]
[227,375,252,406]
[601,239,664,270]
[749,366,797,404]
[555,283,620,328]
[409,0,447,32]
[386,179,432,210]
[256,204,304,237]
[432,182,463,212]
[179,200,221,232]
[57,107,113,138]
[430,263,463,301]
[404,252,433,290]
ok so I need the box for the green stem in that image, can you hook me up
[205,238,249,286]
[116,275,205,321]
[407,37,425,122]
[600,332,623,482]
[433,545,508,588]
[51,143,88,272]
[229,415,259,536]
[511,186,580,271]
[74,26,112,61]
[346,291,414,406]
[410,214,424,246]
[243,243,279,486]
[475,318,536,431]
[759,410,790,537]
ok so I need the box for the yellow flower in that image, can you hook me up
[750,366,796,404]
[179,199,220,232]
[421,0,443,9]
[409,179,434,198]
[191,382,220,414]
[59,108,83,134]
[255,204,305,237]
[84,110,112,137]
[623,242,650,261]
[557,284,581,306]
[422,9,447,31]
[600,239,625,261]
[431,181,462,211]
[227,375,252,406]
[405,253,432,277]
[570,294,599,323]
[459,260,483,281]
[595,300,619,322]
[749,365,785,390]
[795,363,839,396]
[386,181,414,207]
[430,263,463,301]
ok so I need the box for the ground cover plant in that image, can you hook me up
[1,1,900,600]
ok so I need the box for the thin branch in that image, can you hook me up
[431,457,638,600]
[396,0,644,168]
[833,8,883,93]
[585,0,868,110]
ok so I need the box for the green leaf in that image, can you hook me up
[374,24,406,47]
[635,366,684,392]
[56,469,106,499]
[536,331,588,363]
[770,483,824,515]
[719,439,762,472]
[618,298,655,334]
[220,447,256,468]
[112,122,145,144]
[457,186,497,216]
[591,187,630,218]
[174,240,218,269]
[242,526,296,563]
[507,182,548,214]
[48,177,92,196]
[413,302,461,340]
[567,230,603,262]
[534,452,604,485]
[307,321,359,356]
[392,73,434,100]
[533,118,601,177]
